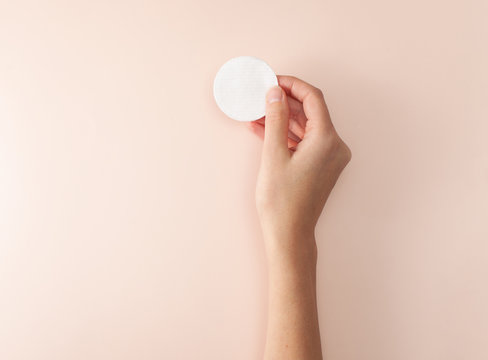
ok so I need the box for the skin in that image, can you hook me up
[246,75,351,360]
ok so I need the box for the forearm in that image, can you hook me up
[263,234,322,360]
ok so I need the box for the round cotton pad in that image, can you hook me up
[213,56,278,121]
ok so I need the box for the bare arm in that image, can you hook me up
[265,235,321,359]
[247,75,351,360]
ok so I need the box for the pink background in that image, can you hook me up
[1,1,487,359]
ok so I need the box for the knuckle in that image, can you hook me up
[324,135,352,167]
[345,144,352,162]
[266,104,286,121]
[312,87,324,99]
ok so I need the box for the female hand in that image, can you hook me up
[248,75,351,256]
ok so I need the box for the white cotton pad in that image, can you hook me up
[213,56,278,121]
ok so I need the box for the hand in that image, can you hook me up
[248,75,351,256]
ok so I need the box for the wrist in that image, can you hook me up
[262,230,318,266]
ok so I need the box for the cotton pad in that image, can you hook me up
[213,56,278,121]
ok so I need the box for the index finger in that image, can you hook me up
[277,75,332,130]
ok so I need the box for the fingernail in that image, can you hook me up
[267,86,283,104]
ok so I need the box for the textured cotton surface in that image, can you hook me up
[213,56,278,121]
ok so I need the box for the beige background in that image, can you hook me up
[1,1,487,359]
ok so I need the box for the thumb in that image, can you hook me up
[264,85,290,155]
